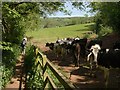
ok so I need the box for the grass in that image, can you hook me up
[26,23,96,44]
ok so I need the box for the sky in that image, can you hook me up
[48,2,96,18]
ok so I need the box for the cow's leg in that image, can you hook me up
[77,53,80,67]
[87,52,92,62]
[61,48,65,61]
[94,53,98,68]
[102,67,109,88]
[21,46,25,55]
[74,53,78,66]
[89,53,94,76]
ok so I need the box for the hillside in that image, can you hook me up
[40,17,94,28]
[26,23,96,44]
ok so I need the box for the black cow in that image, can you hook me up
[98,49,120,68]
[113,40,120,49]
[87,39,102,49]
[97,48,120,88]
[46,42,54,50]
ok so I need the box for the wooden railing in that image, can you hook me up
[35,47,75,89]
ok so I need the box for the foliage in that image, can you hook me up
[24,45,69,89]
[94,18,102,34]
[24,45,44,89]
[1,65,13,88]
[1,41,20,88]
[39,2,67,17]
[89,2,120,33]
[1,2,85,88]
[98,25,113,37]
[72,2,83,10]
[46,67,64,89]
[24,44,36,73]
[2,2,86,43]
[2,2,25,44]
[40,17,94,28]
[1,42,20,68]
[1,2,72,88]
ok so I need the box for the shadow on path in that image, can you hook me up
[4,54,25,90]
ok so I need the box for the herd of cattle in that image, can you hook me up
[46,37,120,70]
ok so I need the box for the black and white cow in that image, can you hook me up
[87,44,101,70]
[86,39,102,69]
[21,37,27,54]
[46,41,66,60]
[86,39,102,49]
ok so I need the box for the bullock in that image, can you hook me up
[87,44,101,72]
[46,42,66,60]
[62,38,74,54]
[46,42,54,50]
[87,39,102,49]
[86,39,102,76]
[86,39,102,67]
[97,48,120,88]
[72,41,81,67]
[21,37,27,55]
[46,42,60,57]
[98,48,120,68]
[72,38,87,67]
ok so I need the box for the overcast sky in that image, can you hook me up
[48,2,95,18]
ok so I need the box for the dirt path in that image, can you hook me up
[4,55,25,90]
[37,43,120,89]
[21,32,120,89]
[44,50,105,88]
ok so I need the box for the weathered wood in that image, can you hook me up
[35,48,75,90]
[47,60,74,89]
[44,73,57,89]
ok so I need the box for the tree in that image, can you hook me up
[89,2,120,33]
[2,2,68,44]
[2,2,85,88]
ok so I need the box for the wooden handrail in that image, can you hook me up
[35,48,75,90]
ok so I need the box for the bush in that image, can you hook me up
[24,44,44,89]
[2,42,20,69]
[98,25,113,37]
[1,65,13,88]
[1,41,21,88]
[24,44,36,73]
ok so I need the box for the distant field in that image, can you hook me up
[26,23,96,44]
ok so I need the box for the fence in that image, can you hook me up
[32,47,75,89]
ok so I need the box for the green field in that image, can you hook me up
[26,23,96,44]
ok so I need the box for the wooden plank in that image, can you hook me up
[42,62,47,75]
[43,73,57,89]
[47,73,58,89]
[38,50,75,89]
[47,60,74,90]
